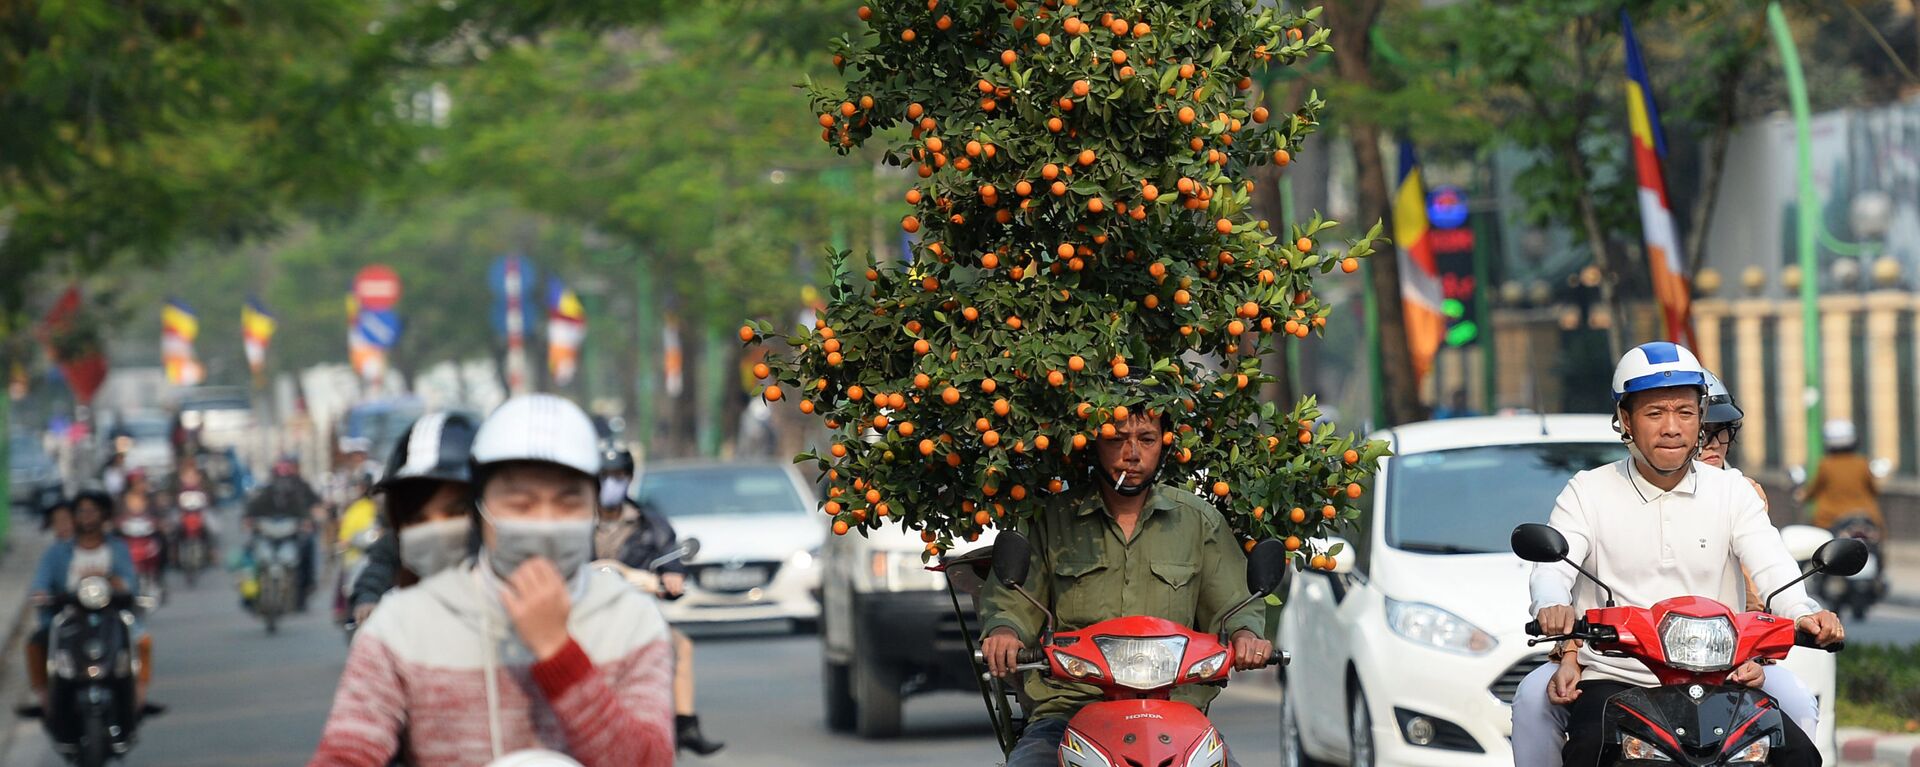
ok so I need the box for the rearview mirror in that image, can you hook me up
[1811,538,1869,577]
[679,538,702,562]
[1246,540,1289,598]
[991,531,1031,588]
[1510,524,1570,563]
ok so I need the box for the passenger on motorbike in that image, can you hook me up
[977,381,1273,767]
[246,457,325,611]
[1799,419,1884,530]
[594,446,723,756]
[1511,367,1820,765]
[311,395,674,767]
[42,497,74,541]
[22,492,149,716]
[1530,343,1843,767]
[348,411,481,626]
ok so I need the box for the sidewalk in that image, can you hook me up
[0,524,52,761]
[1840,728,1920,766]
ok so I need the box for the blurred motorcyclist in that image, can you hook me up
[21,492,148,715]
[246,456,324,611]
[348,412,481,626]
[595,445,723,756]
[1799,419,1884,530]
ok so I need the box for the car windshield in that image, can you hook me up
[636,466,804,517]
[122,419,170,440]
[1385,442,1624,555]
[9,435,50,468]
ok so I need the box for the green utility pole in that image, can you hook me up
[697,284,727,458]
[1768,2,1825,469]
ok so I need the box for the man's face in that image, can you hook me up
[1621,389,1703,473]
[73,503,106,535]
[599,472,633,515]
[479,463,595,546]
[1096,413,1165,487]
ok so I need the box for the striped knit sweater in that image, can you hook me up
[310,563,673,767]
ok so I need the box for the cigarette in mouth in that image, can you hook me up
[1114,471,1127,490]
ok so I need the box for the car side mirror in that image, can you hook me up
[1246,539,1289,598]
[1778,525,1831,563]
[1321,536,1356,576]
[991,531,1031,588]
[1510,524,1569,564]
[1811,538,1869,577]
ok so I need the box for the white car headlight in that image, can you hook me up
[1092,635,1187,690]
[1727,739,1769,763]
[1620,735,1674,761]
[1185,651,1227,680]
[1384,598,1496,654]
[1657,614,1736,672]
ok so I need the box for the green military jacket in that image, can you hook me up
[978,484,1264,722]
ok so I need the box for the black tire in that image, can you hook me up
[1347,684,1374,767]
[78,711,109,767]
[852,653,903,738]
[823,658,856,733]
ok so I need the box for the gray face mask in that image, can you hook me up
[479,506,595,579]
[397,517,471,578]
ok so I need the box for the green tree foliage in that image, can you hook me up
[746,0,1388,558]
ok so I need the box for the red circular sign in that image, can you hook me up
[353,265,402,311]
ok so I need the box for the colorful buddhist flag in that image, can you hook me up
[161,299,205,385]
[1393,142,1446,382]
[546,279,587,386]
[1623,11,1696,349]
[242,297,277,377]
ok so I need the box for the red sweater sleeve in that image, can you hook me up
[309,636,406,767]
[531,636,674,767]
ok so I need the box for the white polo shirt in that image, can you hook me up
[1529,459,1818,687]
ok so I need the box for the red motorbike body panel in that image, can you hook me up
[180,510,206,537]
[1585,596,1798,686]
[1063,699,1219,767]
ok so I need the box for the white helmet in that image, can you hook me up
[1823,419,1857,450]
[471,394,601,479]
[1611,342,1709,402]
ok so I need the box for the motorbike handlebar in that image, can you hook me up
[1015,648,1045,665]
[1795,629,1845,653]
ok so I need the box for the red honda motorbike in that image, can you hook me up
[946,532,1288,767]
[1511,523,1863,765]
[174,489,213,589]
[118,510,166,606]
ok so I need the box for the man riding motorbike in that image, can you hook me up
[593,446,723,756]
[21,492,152,716]
[1530,342,1844,766]
[1510,367,1820,765]
[311,394,674,767]
[1798,419,1883,531]
[245,457,325,612]
[348,412,481,627]
[977,380,1273,767]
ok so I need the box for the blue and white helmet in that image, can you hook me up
[1611,342,1709,402]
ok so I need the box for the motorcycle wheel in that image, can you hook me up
[1347,685,1374,767]
[78,712,109,767]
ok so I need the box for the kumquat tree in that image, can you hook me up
[742,0,1389,569]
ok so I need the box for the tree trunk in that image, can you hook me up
[1250,84,1297,409]
[1325,0,1424,425]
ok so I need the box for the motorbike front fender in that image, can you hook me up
[1062,699,1222,767]
[1602,684,1783,765]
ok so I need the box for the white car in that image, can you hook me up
[1279,415,1837,766]
[632,461,825,629]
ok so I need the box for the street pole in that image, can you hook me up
[0,379,10,552]
[634,253,658,457]
[1768,2,1825,470]
[1362,259,1386,430]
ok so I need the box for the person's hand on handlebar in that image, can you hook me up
[982,627,1026,678]
[1795,610,1845,646]
[1229,630,1274,671]
[1536,604,1577,636]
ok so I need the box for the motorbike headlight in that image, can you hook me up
[1185,651,1228,680]
[1184,728,1226,767]
[1092,635,1187,690]
[1727,739,1770,763]
[1620,735,1675,761]
[1657,614,1736,672]
[76,576,112,611]
[1384,598,1496,655]
[1058,652,1104,680]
